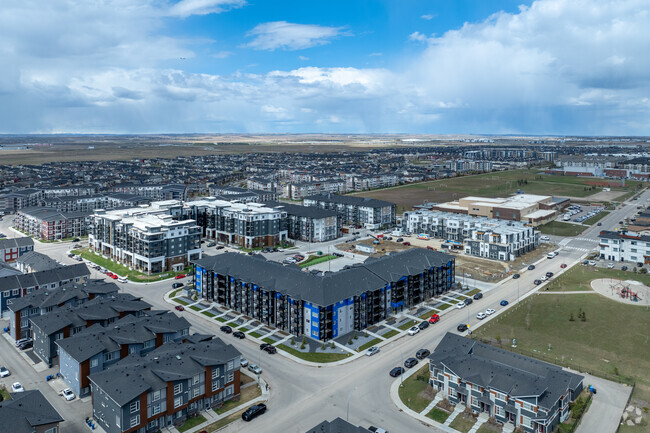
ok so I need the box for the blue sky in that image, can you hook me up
[1,0,649,135]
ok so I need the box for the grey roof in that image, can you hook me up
[304,193,395,209]
[89,338,240,407]
[8,278,117,312]
[0,236,34,250]
[18,207,91,220]
[262,201,338,219]
[194,248,453,306]
[15,251,60,272]
[305,418,371,433]
[599,230,650,243]
[0,390,64,433]
[428,333,583,410]
[0,262,22,278]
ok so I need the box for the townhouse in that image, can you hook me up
[303,194,396,229]
[194,248,454,341]
[57,312,191,397]
[0,390,64,433]
[89,205,201,274]
[262,200,340,242]
[15,251,60,273]
[7,278,118,341]
[89,337,241,433]
[598,230,650,264]
[428,333,583,433]
[402,210,539,261]
[0,262,21,278]
[0,236,34,263]
[30,293,152,367]
[14,207,90,240]
[0,263,90,318]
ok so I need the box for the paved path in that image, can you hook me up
[467,413,489,433]
[443,405,464,426]
[575,374,632,433]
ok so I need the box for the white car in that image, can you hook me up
[62,388,75,401]
[607,263,615,269]
[588,260,597,266]
[366,346,380,356]
[485,308,495,315]
[0,366,10,378]
[117,277,127,283]
[240,358,249,367]
[11,382,24,392]
[540,275,548,281]
[476,312,487,320]
[456,301,466,309]
[407,326,420,336]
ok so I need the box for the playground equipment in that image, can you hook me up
[611,280,643,302]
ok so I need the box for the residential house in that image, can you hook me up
[15,251,60,273]
[0,390,63,433]
[0,236,34,263]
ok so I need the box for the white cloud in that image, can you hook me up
[212,51,233,59]
[168,0,246,18]
[298,55,309,61]
[421,14,435,20]
[245,21,349,51]
[409,31,430,43]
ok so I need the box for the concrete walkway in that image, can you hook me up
[467,413,489,433]
[420,394,443,415]
[443,404,464,426]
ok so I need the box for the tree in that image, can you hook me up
[330,341,336,349]
[569,312,575,321]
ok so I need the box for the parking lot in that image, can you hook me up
[558,204,606,224]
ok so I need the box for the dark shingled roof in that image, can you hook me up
[194,248,453,306]
[0,236,34,250]
[15,251,60,272]
[428,333,583,410]
[262,200,338,218]
[8,278,118,312]
[304,193,394,208]
[0,390,64,433]
[305,418,371,433]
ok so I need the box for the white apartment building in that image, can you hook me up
[598,230,650,264]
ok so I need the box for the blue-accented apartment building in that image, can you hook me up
[193,248,454,341]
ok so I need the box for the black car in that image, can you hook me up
[415,349,430,359]
[528,264,535,270]
[233,331,245,339]
[172,282,183,289]
[18,340,33,350]
[546,272,554,278]
[457,323,468,332]
[637,262,643,267]
[473,292,483,300]
[512,273,520,279]
[220,325,232,334]
[404,357,418,368]
[396,237,404,242]
[418,321,429,330]
[389,367,405,377]
[216,246,225,250]
[622,266,629,271]
[263,345,277,354]
[464,297,473,305]
[71,237,80,242]
[242,403,267,421]
[534,279,542,285]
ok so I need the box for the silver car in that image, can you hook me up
[365,346,380,356]
[248,364,262,375]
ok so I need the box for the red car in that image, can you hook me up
[106,272,114,277]
[403,242,411,246]
[429,314,440,324]
[110,274,118,279]
[560,263,567,268]
[175,305,184,311]
[175,274,186,279]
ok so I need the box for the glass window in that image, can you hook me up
[174,383,182,394]
[130,415,140,428]
[130,401,139,413]
[174,396,182,408]
[152,390,160,402]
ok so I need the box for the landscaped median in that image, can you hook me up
[277,344,352,363]
[298,254,337,268]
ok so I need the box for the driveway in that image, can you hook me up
[575,374,632,433]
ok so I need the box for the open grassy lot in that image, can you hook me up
[537,221,587,237]
[351,169,641,211]
[214,383,261,415]
[545,266,650,292]
[473,293,650,388]
[398,364,436,413]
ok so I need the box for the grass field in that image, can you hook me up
[473,293,650,389]
[398,364,436,413]
[537,221,587,237]
[449,413,477,433]
[351,169,642,211]
[277,344,351,362]
[427,407,450,423]
[545,266,650,292]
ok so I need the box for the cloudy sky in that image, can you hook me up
[1,0,649,135]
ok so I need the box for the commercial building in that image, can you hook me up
[304,194,396,229]
[0,236,34,263]
[14,207,90,240]
[194,248,454,341]
[0,390,64,433]
[428,333,583,433]
[89,337,241,433]
[89,205,202,274]
[598,230,650,264]
[57,312,191,397]
[402,210,539,261]
[263,201,340,242]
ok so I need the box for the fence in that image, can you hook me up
[567,393,593,433]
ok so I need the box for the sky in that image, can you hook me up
[1,0,650,135]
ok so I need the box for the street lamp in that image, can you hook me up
[399,349,405,386]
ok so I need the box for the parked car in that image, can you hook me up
[216,245,225,250]
[242,403,267,421]
[546,272,554,278]
[18,340,33,350]
[172,282,184,288]
[368,427,388,433]
[464,297,473,305]
[263,345,277,354]
[248,364,262,375]
[0,366,10,378]
[476,312,487,320]
[456,301,466,309]
[415,349,430,360]
[402,242,411,246]
[175,305,184,311]
[15,337,32,347]
[528,265,535,270]
[418,321,429,330]
[597,222,602,226]
[512,273,520,279]
[110,274,118,279]
[540,276,548,281]
[233,331,246,339]
[607,263,615,269]
[240,358,249,367]
[71,237,80,242]
[588,260,596,266]
[534,279,542,285]
[396,238,404,242]
[366,346,380,356]
[404,357,418,368]
[11,382,24,392]
[500,300,509,306]
[207,241,216,247]
[62,388,75,401]
[560,263,567,268]
[485,308,495,315]
[117,277,127,283]
[637,262,643,267]
[622,266,629,271]
[428,314,440,324]
[407,326,420,336]
[220,325,232,334]
[457,323,468,332]
[389,367,405,377]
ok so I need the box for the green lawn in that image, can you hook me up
[357,338,382,352]
[473,293,650,387]
[398,320,420,331]
[449,414,477,433]
[215,317,226,322]
[249,331,262,338]
[0,386,10,401]
[537,221,587,237]
[189,305,201,311]
[177,415,207,432]
[437,304,452,311]
[545,266,650,292]
[262,337,276,344]
[398,364,436,413]
[277,344,351,363]
[175,299,189,306]
[202,311,216,317]
[169,289,181,298]
[427,407,450,423]
[476,423,503,433]
[226,322,239,328]
[583,211,610,225]
[298,254,337,268]
[214,384,261,415]
[382,329,399,339]
[419,309,438,319]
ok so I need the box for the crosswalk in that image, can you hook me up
[572,237,599,243]
[563,246,595,253]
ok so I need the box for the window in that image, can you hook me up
[227,360,234,370]
[522,416,533,428]
[129,346,137,354]
[212,380,219,392]
[227,372,234,383]
[130,401,139,413]
[45,428,58,433]
[12,289,19,296]
[174,396,182,408]
[193,374,200,385]
[212,367,219,379]
[152,390,161,402]
[495,405,505,417]
[130,415,140,428]
[522,401,536,412]
[143,339,154,349]
[174,383,182,395]
[152,403,161,415]
[192,387,200,398]
[494,391,507,401]
[2,291,9,297]
[90,358,99,368]
[116,416,121,428]
[470,396,477,405]
[104,352,115,362]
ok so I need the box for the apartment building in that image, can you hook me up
[89,205,201,274]
[598,230,650,264]
[194,249,454,341]
[8,278,118,341]
[303,194,396,229]
[263,201,340,242]
[58,312,191,397]
[111,183,188,201]
[15,207,91,240]
[40,193,152,213]
[247,176,278,192]
[0,390,64,433]
[0,236,34,263]
[208,186,278,203]
[89,338,241,433]
[283,179,346,200]
[0,263,90,318]
[403,210,539,261]
[30,293,151,367]
[429,333,583,433]
[0,188,42,212]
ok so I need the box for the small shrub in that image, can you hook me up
[495,335,502,345]
[330,341,336,349]
[641,268,648,274]
[580,311,586,322]
[569,312,575,321]
[300,342,306,350]
[321,341,325,350]
[353,331,358,340]
[290,337,295,345]
[348,337,353,345]
[363,331,368,338]
[301,336,306,345]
